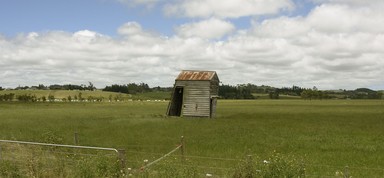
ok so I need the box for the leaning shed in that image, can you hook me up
[167,70,220,118]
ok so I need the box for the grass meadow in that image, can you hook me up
[0,99,383,177]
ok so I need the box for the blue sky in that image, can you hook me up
[1,0,383,89]
[0,0,315,37]
[0,0,190,37]
[1,0,147,36]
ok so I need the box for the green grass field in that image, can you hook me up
[0,99,383,177]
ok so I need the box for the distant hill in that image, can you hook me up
[0,90,171,101]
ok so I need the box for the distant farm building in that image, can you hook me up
[167,70,220,118]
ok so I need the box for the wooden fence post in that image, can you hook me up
[74,132,79,145]
[247,154,252,162]
[180,136,185,163]
[344,166,349,178]
[118,149,126,172]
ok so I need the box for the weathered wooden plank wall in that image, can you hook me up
[175,81,211,117]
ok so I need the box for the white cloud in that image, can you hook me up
[73,30,104,43]
[1,1,384,90]
[117,22,145,36]
[117,22,164,45]
[306,4,384,34]
[164,0,294,18]
[311,0,384,7]
[175,18,235,39]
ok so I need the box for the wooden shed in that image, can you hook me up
[167,70,220,118]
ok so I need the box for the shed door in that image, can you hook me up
[210,97,217,118]
[168,87,184,116]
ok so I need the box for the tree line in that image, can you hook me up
[102,83,151,94]
[1,82,383,100]
[0,92,113,102]
[10,82,96,91]
[0,93,15,101]
[219,84,255,99]
[217,84,383,100]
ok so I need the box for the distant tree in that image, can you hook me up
[17,94,37,102]
[78,92,83,101]
[42,96,47,102]
[80,84,87,90]
[301,89,329,100]
[95,96,104,102]
[15,85,29,90]
[37,84,47,90]
[103,84,129,94]
[219,84,239,99]
[49,84,63,90]
[300,90,310,100]
[88,82,96,91]
[350,88,382,99]
[269,91,280,99]
[0,93,15,101]
[127,83,150,94]
[219,84,254,99]
[5,93,15,101]
[279,85,304,96]
[48,94,55,102]
[67,95,72,102]
[237,85,255,99]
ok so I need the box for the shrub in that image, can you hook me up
[40,131,64,144]
[74,155,121,178]
[233,152,306,178]
[0,160,22,178]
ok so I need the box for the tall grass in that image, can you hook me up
[0,100,383,177]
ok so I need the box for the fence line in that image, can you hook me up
[125,150,243,162]
[2,138,384,177]
[158,162,235,171]
[124,148,384,176]
[125,150,241,161]
[0,139,126,172]
[126,149,384,173]
[0,139,119,153]
[182,154,243,161]
[307,163,384,171]
[126,150,169,156]
[140,144,182,170]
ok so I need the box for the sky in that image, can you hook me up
[1,0,384,90]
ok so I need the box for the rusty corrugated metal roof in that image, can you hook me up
[176,70,217,81]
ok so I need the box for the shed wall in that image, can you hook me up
[175,80,211,117]
[210,77,220,96]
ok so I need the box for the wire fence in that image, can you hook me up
[1,137,384,177]
[0,140,124,177]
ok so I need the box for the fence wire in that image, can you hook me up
[0,141,122,178]
[1,140,384,177]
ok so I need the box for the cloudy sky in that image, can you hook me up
[1,0,383,90]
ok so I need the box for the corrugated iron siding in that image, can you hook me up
[175,81,211,117]
[176,70,216,81]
